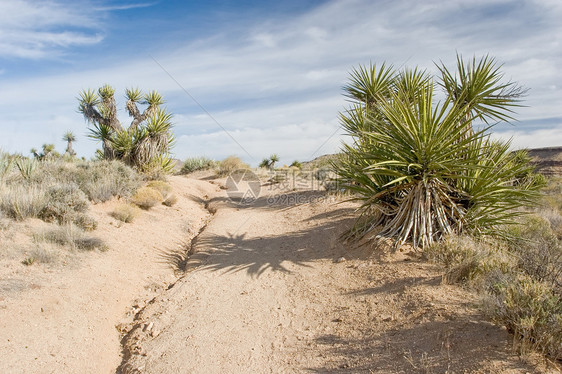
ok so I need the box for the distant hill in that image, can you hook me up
[300,154,338,170]
[526,146,562,176]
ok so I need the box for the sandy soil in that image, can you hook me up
[0,176,219,374]
[0,175,557,373]
[118,182,555,373]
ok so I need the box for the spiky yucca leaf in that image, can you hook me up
[125,88,142,102]
[15,158,36,180]
[144,90,164,106]
[336,55,542,249]
[98,84,115,99]
[437,55,526,124]
[87,122,113,142]
[343,63,395,107]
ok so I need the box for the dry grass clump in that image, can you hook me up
[0,184,46,221]
[215,156,249,177]
[144,180,178,206]
[131,187,163,210]
[40,183,87,220]
[34,224,107,252]
[21,245,61,265]
[74,160,140,202]
[146,180,172,199]
[111,204,142,223]
[425,236,514,284]
[30,159,141,203]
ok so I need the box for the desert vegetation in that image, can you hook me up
[215,155,250,176]
[78,85,175,178]
[0,151,142,264]
[259,154,279,170]
[335,55,542,248]
[335,55,560,361]
[179,156,216,174]
[425,184,562,360]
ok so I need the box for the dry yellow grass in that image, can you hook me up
[111,204,142,223]
[131,187,163,210]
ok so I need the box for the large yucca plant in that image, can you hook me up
[78,85,175,175]
[336,55,542,249]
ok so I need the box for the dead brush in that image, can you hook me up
[111,204,142,223]
[131,186,163,210]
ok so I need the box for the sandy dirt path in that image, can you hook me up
[119,186,549,373]
[0,177,219,374]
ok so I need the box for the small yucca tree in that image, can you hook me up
[63,131,76,156]
[78,85,175,175]
[336,55,542,249]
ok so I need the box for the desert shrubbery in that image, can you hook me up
[0,153,141,230]
[111,204,142,223]
[27,159,140,203]
[216,156,249,176]
[35,224,107,252]
[131,187,163,209]
[488,274,561,359]
[427,181,562,360]
[0,184,47,221]
[0,158,140,226]
[39,183,89,223]
[180,156,215,174]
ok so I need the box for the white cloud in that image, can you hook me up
[94,2,157,11]
[0,0,561,162]
[0,0,103,58]
[493,126,562,150]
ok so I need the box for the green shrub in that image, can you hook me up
[131,187,163,209]
[111,204,141,223]
[487,274,561,359]
[289,160,302,169]
[180,156,215,174]
[216,156,249,177]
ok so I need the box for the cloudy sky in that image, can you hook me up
[0,0,560,166]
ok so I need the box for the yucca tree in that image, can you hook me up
[336,55,542,249]
[78,85,174,174]
[269,154,279,169]
[63,131,76,156]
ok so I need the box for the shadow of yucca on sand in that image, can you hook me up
[184,213,356,277]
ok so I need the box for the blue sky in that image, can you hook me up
[1,0,561,166]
